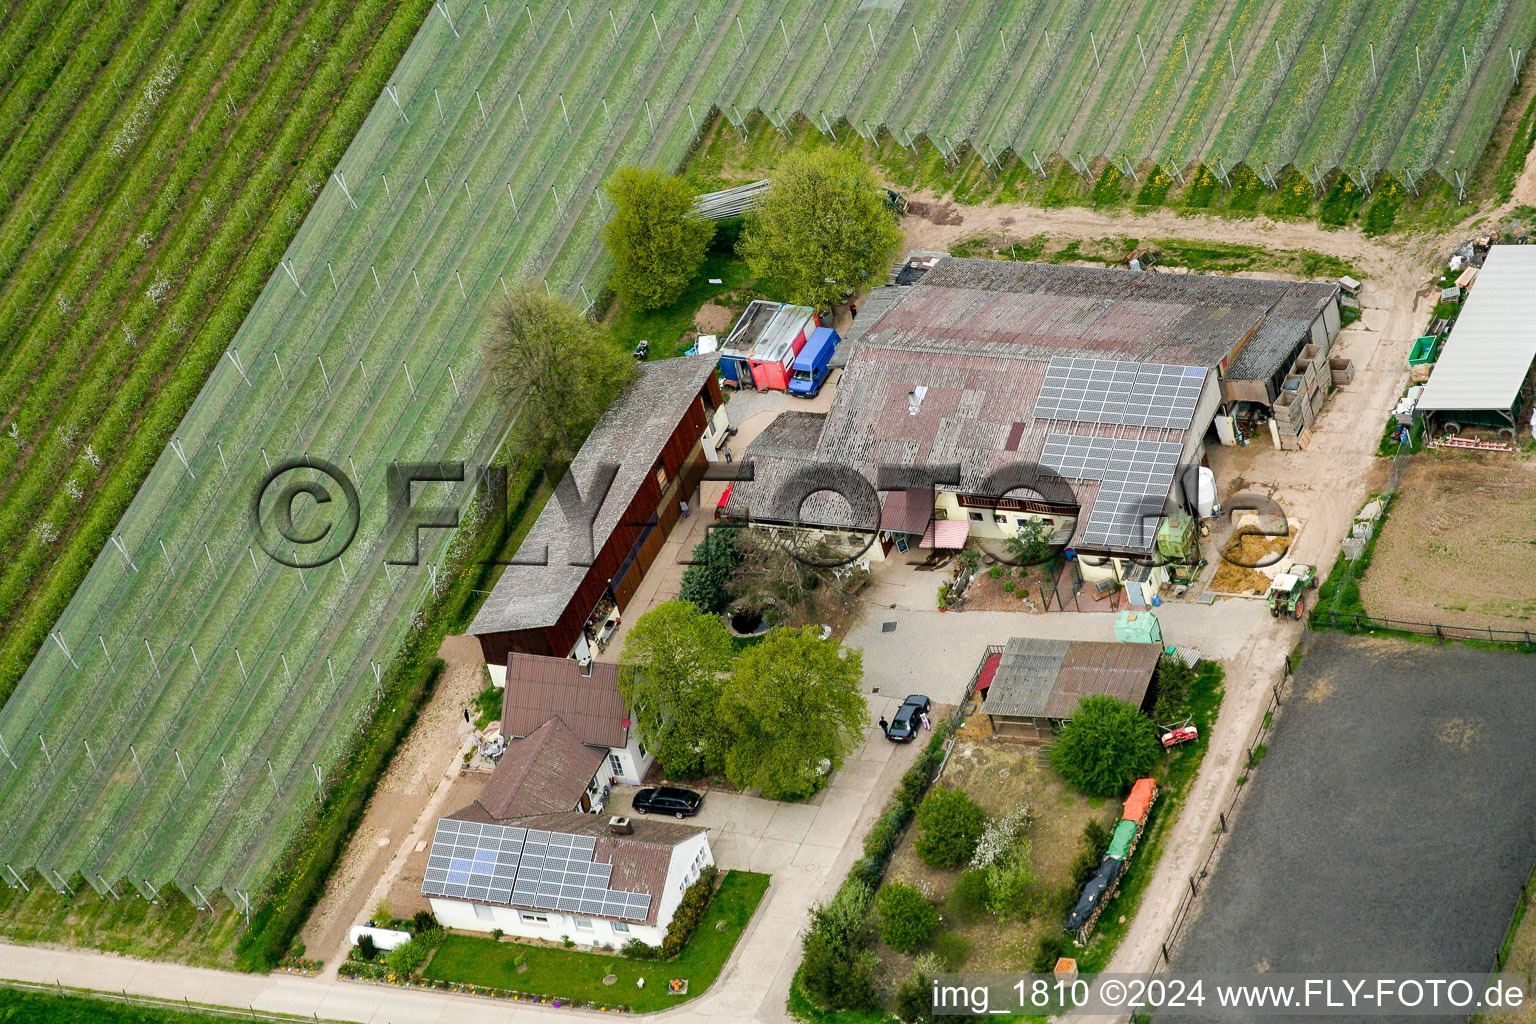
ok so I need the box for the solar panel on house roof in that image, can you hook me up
[422,819,524,903]
[1033,358,1206,430]
[421,820,652,921]
[1039,436,1183,550]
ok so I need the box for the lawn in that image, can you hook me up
[0,987,290,1024]
[865,661,1225,984]
[422,870,769,1012]
[605,247,756,359]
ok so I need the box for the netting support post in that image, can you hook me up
[6,864,29,891]
[267,759,279,795]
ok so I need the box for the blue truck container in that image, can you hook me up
[788,326,839,397]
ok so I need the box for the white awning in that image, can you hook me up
[1417,246,1536,414]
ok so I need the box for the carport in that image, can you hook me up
[1417,245,1536,438]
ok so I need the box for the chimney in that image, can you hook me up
[908,385,928,416]
[608,816,633,836]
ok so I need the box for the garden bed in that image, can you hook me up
[880,741,1115,974]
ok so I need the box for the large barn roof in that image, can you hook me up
[469,355,716,636]
[864,258,1335,370]
[1418,246,1536,414]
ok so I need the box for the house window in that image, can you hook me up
[520,911,549,924]
[613,921,630,933]
[637,740,647,758]
[574,917,594,931]
[473,904,495,922]
[653,459,670,490]
[968,511,984,522]
[609,753,624,776]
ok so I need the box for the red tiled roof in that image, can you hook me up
[503,654,628,749]
[474,718,606,819]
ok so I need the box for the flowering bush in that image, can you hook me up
[969,806,1033,870]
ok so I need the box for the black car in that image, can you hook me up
[885,695,932,743]
[631,786,703,818]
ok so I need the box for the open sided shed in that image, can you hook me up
[980,637,1161,740]
[1417,246,1536,435]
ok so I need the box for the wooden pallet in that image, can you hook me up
[1429,436,1514,452]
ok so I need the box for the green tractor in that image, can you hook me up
[1265,564,1316,619]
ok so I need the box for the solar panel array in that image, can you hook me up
[1033,358,1207,430]
[1040,436,1184,550]
[422,820,652,921]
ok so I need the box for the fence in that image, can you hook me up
[1154,671,1289,969]
[1313,613,1536,647]
[1038,556,1124,613]
[0,979,337,1023]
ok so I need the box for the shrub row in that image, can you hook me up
[849,733,946,889]
[799,732,949,1013]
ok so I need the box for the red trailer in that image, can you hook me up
[747,304,817,391]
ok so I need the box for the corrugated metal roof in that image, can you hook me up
[1418,246,1536,413]
[980,637,1159,719]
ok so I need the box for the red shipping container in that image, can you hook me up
[748,305,817,391]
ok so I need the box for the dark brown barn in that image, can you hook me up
[469,356,722,672]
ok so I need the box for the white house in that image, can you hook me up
[423,809,713,946]
[500,653,654,791]
[421,652,711,946]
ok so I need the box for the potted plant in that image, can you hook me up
[937,581,951,610]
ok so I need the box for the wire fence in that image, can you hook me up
[1313,612,1536,647]
[0,978,338,1023]
[1154,669,1289,969]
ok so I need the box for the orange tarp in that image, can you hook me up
[1122,778,1156,824]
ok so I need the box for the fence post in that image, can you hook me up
[1189,875,1198,898]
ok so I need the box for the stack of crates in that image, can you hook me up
[1272,335,1334,449]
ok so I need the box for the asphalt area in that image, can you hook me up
[1166,633,1536,1022]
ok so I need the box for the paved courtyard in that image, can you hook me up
[605,721,914,878]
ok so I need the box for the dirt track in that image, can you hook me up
[299,635,487,972]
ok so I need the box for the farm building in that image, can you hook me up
[468,356,727,678]
[501,653,653,789]
[721,257,1339,581]
[1417,246,1536,438]
[978,637,1161,741]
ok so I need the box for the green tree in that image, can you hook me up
[1150,654,1197,723]
[602,165,715,310]
[800,882,879,1011]
[617,601,734,777]
[1051,695,1161,798]
[914,787,987,868]
[876,882,939,953]
[678,528,741,614]
[718,627,866,799]
[739,148,903,310]
[1004,517,1056,566]
[482,287,634,472]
